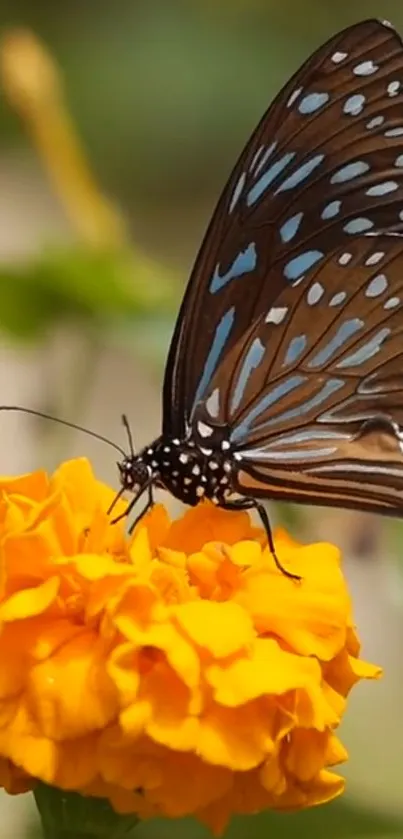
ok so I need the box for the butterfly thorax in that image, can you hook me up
[119,434,239,507]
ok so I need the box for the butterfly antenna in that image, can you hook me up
[0,405,127,456]
[121,413,135,457]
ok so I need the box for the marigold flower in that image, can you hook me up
[0,458,381,835]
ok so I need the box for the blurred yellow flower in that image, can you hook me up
[0,458,380,834]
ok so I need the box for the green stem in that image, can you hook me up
[34,784,139,839]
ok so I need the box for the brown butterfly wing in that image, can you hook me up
[163,20,403,440]
[193,234,403,515]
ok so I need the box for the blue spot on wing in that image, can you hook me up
[298,92,330,114]
[366,181,398,196]
[230,374,306,443]
[284,250,323,281]
[274,154,324,195]
[344,218,373,234]
[336,328,391,368]
[247,152,296,207]
[331,161,369,183]
[244,445,337,461]
[321,200,341,220]
[283,335,307,366]
[193,307,235,409]
[280,212,303,243]
[230,338,265,415]
[210,243,257,293]
[308,318,364,368]
[254,379,345,429]
[343,94,366,115]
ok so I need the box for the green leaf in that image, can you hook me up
[132,799,403,839]
[0,246,178,343]
[28,794,403,839]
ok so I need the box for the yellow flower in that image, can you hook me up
[0,458,380,834]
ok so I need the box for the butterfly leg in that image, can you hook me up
[221,499,300,581]
[127,485,154,534]
[110,496,136,526]
[255,502,301,581]
[110,485,154,529]
[107,486,126,517]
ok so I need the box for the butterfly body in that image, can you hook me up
[116,19,403,560]
[120,431,247,509]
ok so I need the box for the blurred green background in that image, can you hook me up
[0,1,402,838]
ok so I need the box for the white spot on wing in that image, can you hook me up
[307,282,324,305]
[365,251,384,266]
[206,388,220,418]
[197,421,213,438]
[353,60,378,76]
[249,145,265,173]
[366,115,384,129]
[229,172,246,213]
[388,80,400,97]
[338,252,352,266]
[179,453,188,464]
[384,296,400,309]
[287,86,302,108]
[265,306,288,324]
[224,491,244,502]
[331,51,347,63]
[329,291,347,307]
[385,127,403,137]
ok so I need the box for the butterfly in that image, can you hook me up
[115,18,403,576]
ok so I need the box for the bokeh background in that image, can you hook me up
[0,1,402,837]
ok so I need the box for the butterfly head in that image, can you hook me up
[117,454,152,496]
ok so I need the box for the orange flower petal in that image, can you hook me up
[206,638,322,705]
[28,633,118,738]
[236,542,350,660]
[174,600,255,657]
[0,459,380,833]
[0,576,59,621]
